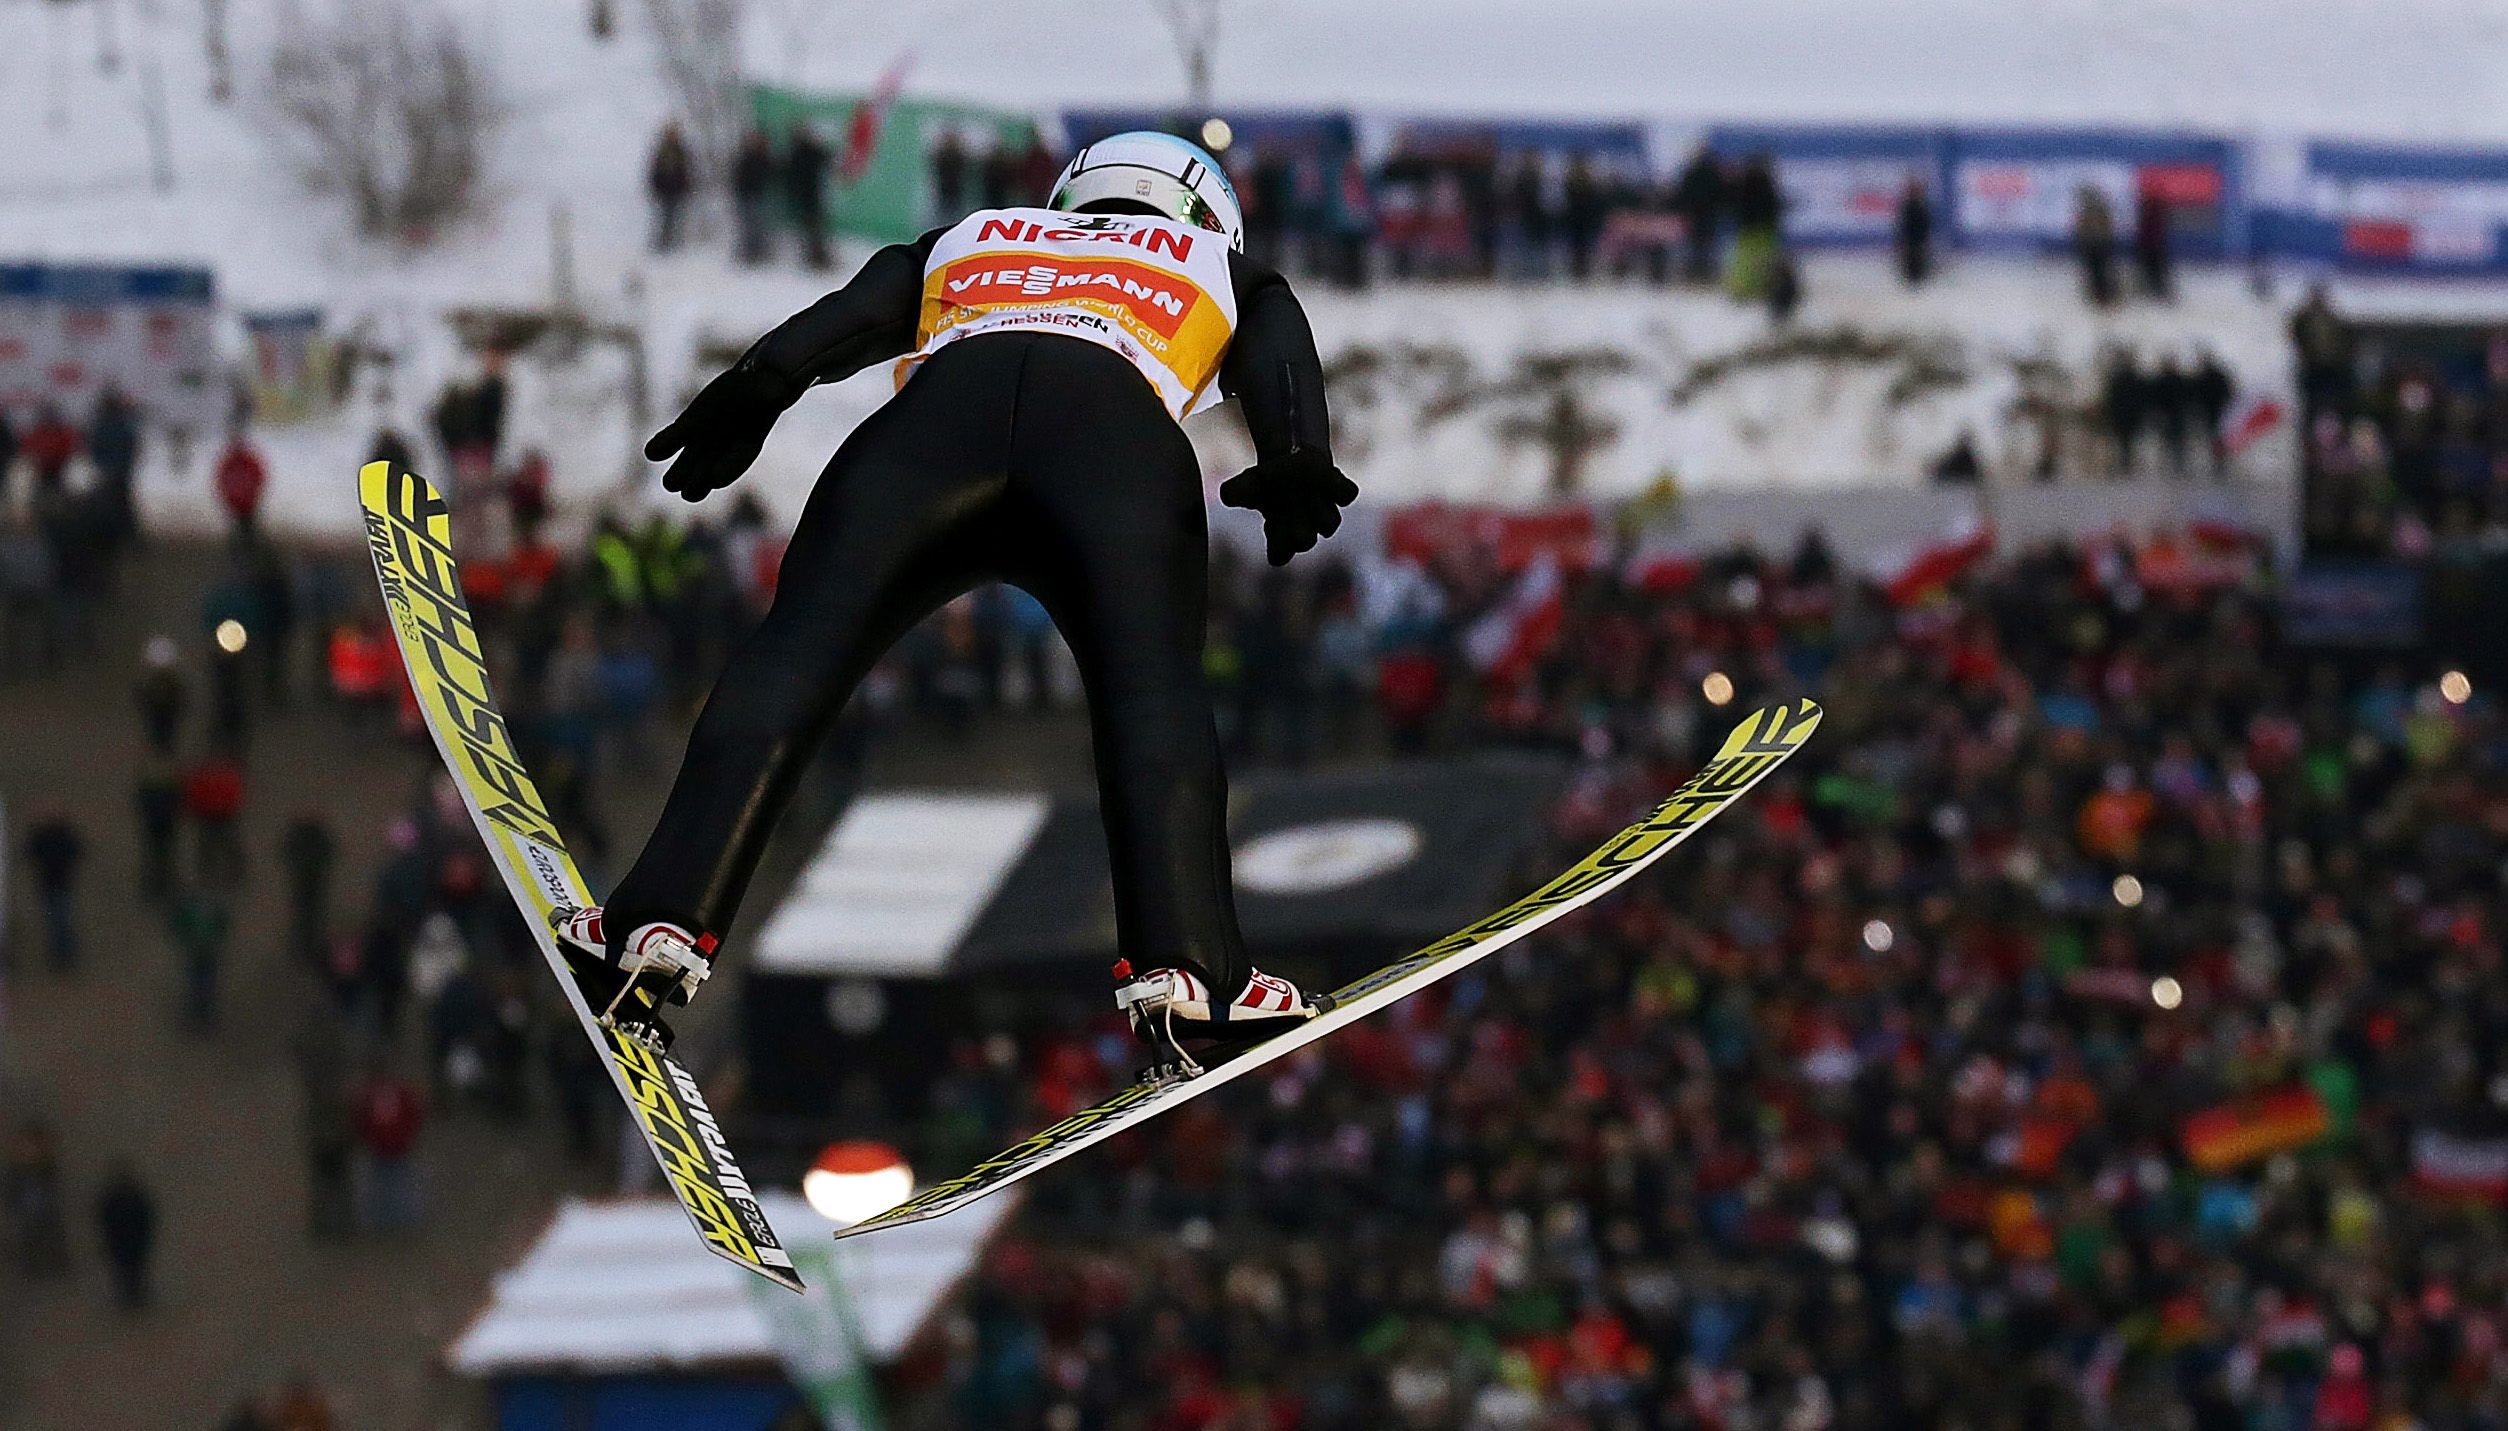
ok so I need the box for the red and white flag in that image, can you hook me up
[1462,554,1565,685]
[2413,1130,2508,1201]
[2221,395,2285,457]
[843,52,916,183]
[1883,517,1996,608]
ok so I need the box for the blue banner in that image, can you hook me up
[2283,562,2423,648]
[1393,118,1648,163]
[0,260,219,432]
[1946,128,2241,259]
[2264,142,2508,273]
[1707,125,1948,247]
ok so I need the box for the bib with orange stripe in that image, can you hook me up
[900,207,1240,420]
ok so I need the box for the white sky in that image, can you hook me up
[753,0,2508,142]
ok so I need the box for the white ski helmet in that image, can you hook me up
[1049,130,1245,251]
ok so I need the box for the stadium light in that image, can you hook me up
[802,1141,913,1227]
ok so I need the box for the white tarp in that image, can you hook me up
[754,793,1051,977]
[447,1191,1013,1375]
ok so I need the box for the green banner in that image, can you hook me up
[747,1239,883,1431]
[751,87,1039,245]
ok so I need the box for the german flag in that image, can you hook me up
[2182,1086,2330,1172]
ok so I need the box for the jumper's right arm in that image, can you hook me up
[646,231,940,501]
[744,231,940,396]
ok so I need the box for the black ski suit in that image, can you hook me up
[607,227,1342,1002]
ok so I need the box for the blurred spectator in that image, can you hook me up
[169,886,231,1032]
[1557,155,1605,281]
[201,573,255,752]
[980,137,1016,210]
[930,126,970,224]
[1895,175,1932,287]
[132,755,181,899]
[430,350,508,498]
[2291,284,2351,421]
[24,810,84,972]
[0,510,53,674]
[1247,144,1292,268]
[365,426,418,475]
[135,634,186,753]
[281,813,336,963]
[351,1066,426,1232]
[785,121,834,270]
[2191,348,2236,476]
[4,1117,69,1276]
[86,386,142,546]
[269,1379,337,1431]
[245,539,298,708]
[646,121,693,253]
[1725,154,1783,300]
[182,753,245,888]
[2136,184,2174,301]
[1766,244,1802,324]
[20,403,78,496]
[2102,348,2147,476]
[2150,352,2193,477]
[2073,185,2118,306]
[1014,133,1059,207]
[0,404,15,504]
[1507,152,1552,280]
[92,1162,155,1310]
[506,447,552,545]
[731,127,777,264]
[1672,145,1723,283]
[1326,153,1375,290]
[289,994,356,1240]
[212,433,269,537]
[1929,429,1983,484]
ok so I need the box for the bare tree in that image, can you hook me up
[640,0,745,179]
[1148,0,1223,109]
[264,2,501,241]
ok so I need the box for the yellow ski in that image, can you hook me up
[359,461,802,1292]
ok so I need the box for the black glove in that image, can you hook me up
[1219,449,1357,566]
[644,355,801,502]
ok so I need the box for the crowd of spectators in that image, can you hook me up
[2292,291,2508,561]
[740,520,2508,1430]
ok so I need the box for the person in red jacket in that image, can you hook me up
[350,1069,426,1231]
[180,753,246,887]
[213,435,270,536]
[19,404,79,496]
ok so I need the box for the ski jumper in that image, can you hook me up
[605,209,1336,1001]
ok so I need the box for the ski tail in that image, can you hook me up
[358,459,804,1292]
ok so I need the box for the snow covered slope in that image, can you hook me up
[0,0,2491,535]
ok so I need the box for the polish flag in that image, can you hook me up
[1463,554,1565,684]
